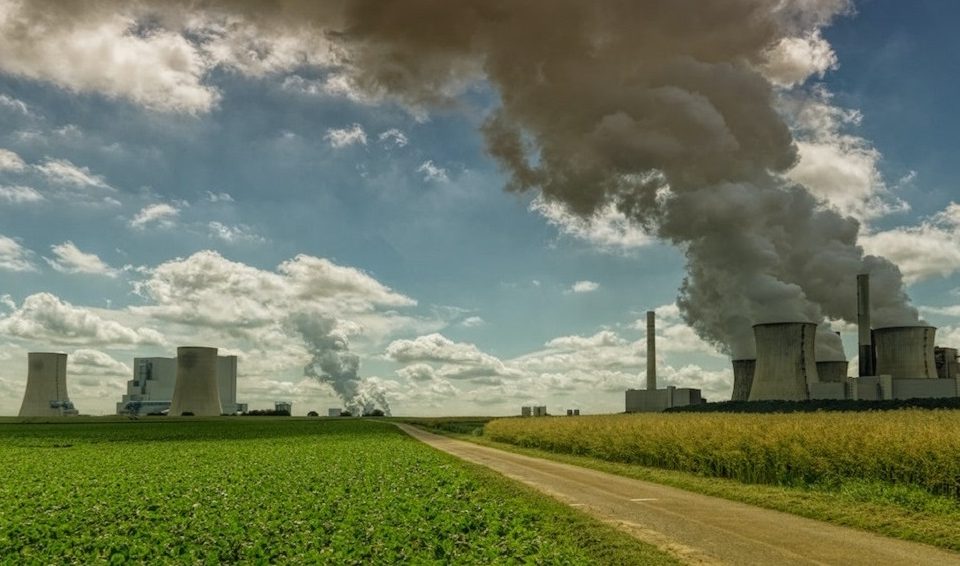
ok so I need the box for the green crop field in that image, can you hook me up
[0,418,674,565]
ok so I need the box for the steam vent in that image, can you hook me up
[749,322,818,402]
[19,352,79,417]
[169,346,222,416]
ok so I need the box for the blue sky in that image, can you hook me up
[1,0,959,415]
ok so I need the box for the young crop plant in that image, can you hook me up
[0,418,674,565]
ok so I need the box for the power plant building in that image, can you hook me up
[732,274,960,403]
[116,352,245,415]
[625,311,704,412]
[19,352,79,417]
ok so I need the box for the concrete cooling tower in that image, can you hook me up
[873,326,937,379]
[731,359,756,402]
[749,323,818,402]
[169,347,222,416]
[815,361,849,383]
[19,352,78,417]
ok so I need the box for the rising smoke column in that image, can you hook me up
[316,0,920,358]
[292,314,391,416]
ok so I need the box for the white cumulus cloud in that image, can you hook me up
[130,203,179,229]
[531,196,652,252]
[0,235,36,272]
[0,185,44,204]
[416,160,449,183]
[0,8,218,113]
[208,221,265,244]
[69,348,131,377]
[45,241,117,277]
[761,31,838,87]
[861,202,960,284]
[570,280,599,294]
[378,128,408,148]
[36,158,112,190]
[0,292,165,347]
[0,148,26,172]
[324,124,367,148]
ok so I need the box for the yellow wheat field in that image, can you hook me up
[485,411,960,497]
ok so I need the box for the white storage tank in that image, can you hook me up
[873,326,937,379]
[749,323,818,402]
[731,359,756,401]
[169,347,222,416]
[19,352,78,417]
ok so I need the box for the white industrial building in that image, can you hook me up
[19,352,79,417]
[116,353,245,415]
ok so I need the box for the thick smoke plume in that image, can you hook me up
[5,0,923,359]
[318,0,919,359]
[292,315,391,416]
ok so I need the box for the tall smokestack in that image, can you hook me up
[857,274,874,377]
[646,310,656,391]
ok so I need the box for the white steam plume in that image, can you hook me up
[292,314,391,416]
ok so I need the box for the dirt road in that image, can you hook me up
[397,424,960,565]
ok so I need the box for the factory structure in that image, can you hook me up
[117,347,246,416]
[627,274,960,411]
[625,311,704,412]
[732,274,960,402]
[18,352,79,417]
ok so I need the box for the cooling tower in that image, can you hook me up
[731,359,756,401]
[816,361,849,383]
[169,346,222,416]
[873,326,937,379]
[18,352,77,417]
[749,322,817,401]
[646,310,656,391]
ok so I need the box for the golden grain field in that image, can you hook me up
[485,411,960,497]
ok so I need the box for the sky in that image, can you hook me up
[2,0,960,416]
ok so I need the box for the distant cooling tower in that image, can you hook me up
[731,359,756,401]
[749,323,817,402]
[873,326,937,379]
[816,361,849,383]
[19,352,78,417]
[169,347,222,416]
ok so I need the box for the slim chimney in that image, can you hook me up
[857,274,874,376]
[646,310,656,390]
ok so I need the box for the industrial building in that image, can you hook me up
[328,408,342,417]
[520,405,547,417]
[625,311,704,412]
[731,274,960,402]
[18,352,79,417]
[275,401,292,415]
[116,351,245,415]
